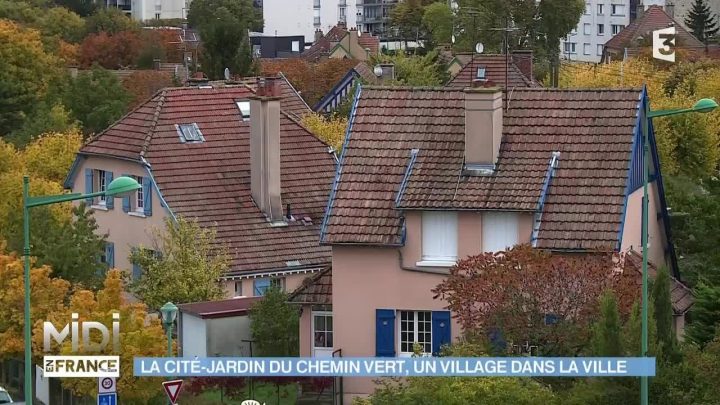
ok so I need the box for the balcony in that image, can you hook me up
[313,0,320,8]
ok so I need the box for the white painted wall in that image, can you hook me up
[179,313,207,358]
[207,316,254,356]
[562,0,631,62]
[131,0,188,21]
[646,0,720,30]
[263,0,357,43]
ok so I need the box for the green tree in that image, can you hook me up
[422,2,454,47]
[389,0,429,47]
[54,0,96,16]
[591,291,623,356]
[249,287,299,357]
[10,103,79,147]
[187,0,262,79]
[687,282,720,347]
[130,216,229,310]
[371,50,445,86]
[85,8,140,34]
[42,6,86,43]
[685,0,719,43]
[653,266,677,358]
[62,66,131,135]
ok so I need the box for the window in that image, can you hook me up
[419,211,458,265]
[612,24,624,35]
[135,176,144,212]
[236,101,250,121]
[313,0,320,8]
[314,9,320,26]
[234,281,243,297]
[583,23,591,35]
[584,2,590,14]
[253,277,284,296]
[399,311,431,356]
[177,123,204,142]
[611,4,625,15]
[597,3,604,15]
[597,44,604,55]
[313,312,333,349]
[339,6,346,22]
[584,43,591,55]
[476,66,486,79]
[100,242,114,271]
[291,40,300,53]
[155,12,161,19]
[563,42,577,54]
[570,28,577,36]
[482,212,519,253]
[597,24,605,35]
[96,169,107,203]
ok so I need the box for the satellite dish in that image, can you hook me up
[223,67,231,81]
[373,65,383,77]
[451,34,455,44]
[475,42,484,54]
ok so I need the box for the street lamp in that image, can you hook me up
[640,96,718,405]
[22,175,140,403]
[160,302,178,405]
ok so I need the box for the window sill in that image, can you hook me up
[91,204,108,211]
[128,211,146,218]
[416,260,457,268]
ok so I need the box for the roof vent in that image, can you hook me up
[286,260,301,267]
[302,216,313,226]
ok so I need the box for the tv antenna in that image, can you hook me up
[475,42,484,54]
[223,67,231,81]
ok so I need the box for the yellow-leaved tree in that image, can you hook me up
[300,113,348,152]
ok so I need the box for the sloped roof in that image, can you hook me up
[321,87,642,250]
[234,75,311,119]
[288,266,332,305]
[302,26,349,61]
[353,62,380,84]
[447,54,537,89]
[625,250,693,314]
[179,296,263,319]
[604,5,703,52]
[80,83,335,276]
[358,33,380,55]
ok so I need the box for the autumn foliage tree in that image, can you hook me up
[122,70,175,109]
[300,113,348,152]
[261,58,358,107]
[433,245,639,355]
[78,30,142,69]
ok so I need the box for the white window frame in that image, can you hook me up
[597,44,604,56]
[312,311,333,351]
[583,23,591,35]
[418,211,458,267]
[597,3,604,15]
[564,42,577,54]
[482,212,519,253]
[291,40,300,53]
[236,101,250,121]
[398,310,432,357]
[597,23,605,36]
[234,281,243,297]
[611,4,624,16]
[584,2,591,14]
[612,24,624,35]
[135,175,144,212]
[583,43,591,55]
[95,169,107,205]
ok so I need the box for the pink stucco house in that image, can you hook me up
[63,76,335,300]
[307,82,689,400]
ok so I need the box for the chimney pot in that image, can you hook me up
[464,86,503,174]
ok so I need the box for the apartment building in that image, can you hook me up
[106,0,188,21]
[562,0,632,62]
[356,0,398,37]
[262,0,358,43]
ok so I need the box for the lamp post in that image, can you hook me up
[160,302,178,405]
[22,175,140,403]
[640,97,718,405]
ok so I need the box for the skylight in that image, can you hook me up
[476,66,487,80]
[237,101,250,121]
[176,123,204,143]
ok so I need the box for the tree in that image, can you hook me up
[687,282,720,347]
[62,66,132,135]
[685,0,719,43]
[78,30,142,69]
[9,104,79,147]
[592,291,624,357]
[85,8,140,34]
[389,0,429,47]
[371,50,445,86]
[188,0,262,79]
[249,287,299,357]
[433,246,639,356]
[0,20,61,137]
[130,216,229,310]
[54,0,96,17]
[41,6,86,43]
[422,2,454,47]
[300,113,348,152]
[122,70,175,109]
[653,266,677,358]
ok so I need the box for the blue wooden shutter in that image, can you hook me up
[105,242,115,268]
[375,309,395,357]
[142,177,152,216]
[121,174,131,212]
[431,311,451,356]
[84,169,93,204]
[105,171,114,209]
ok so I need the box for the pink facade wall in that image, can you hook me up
[221,273,309,298]
[620,181,669,269]
[299,305,313,357]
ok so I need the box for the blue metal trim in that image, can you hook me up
[618,89,646,251]
[63,155,86,189]
[531,151,560,247]
[395,149,419,207]
[140,156,177,223]
[320,84,362,243]
[313,69,359,112]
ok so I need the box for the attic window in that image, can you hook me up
[176,123,204,143]
[236,101,251,121]
[476,66,487,80]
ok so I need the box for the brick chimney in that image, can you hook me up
[314,28,324,43]
[511,50,533,82]
[250,77,285,225]
[665,2,674,17]
[464,82,503,174]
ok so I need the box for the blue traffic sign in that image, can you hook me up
[98,393,117,405]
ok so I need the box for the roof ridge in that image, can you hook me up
[280,110,336,151]
[278,71,312,111]
[361,86,642,92]
[140,90,167,158]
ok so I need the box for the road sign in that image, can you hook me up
[97,392,117,405]
[163,379,184,404]
[98,377,116,394]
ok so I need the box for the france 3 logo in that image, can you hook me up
[653,26,676,63]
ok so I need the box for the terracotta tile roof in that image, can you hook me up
[325,25,348,42]
[235,75,311,119]
[353,62,379,85]
[447,54,538,89]
[604,5,703,52]
[179,296,263,319]
[81,84,335,275]
[321,87,642,250]
[302,26,349,61]
[358,33,380,55]
[625,250,693,314]
[288,266,332,305]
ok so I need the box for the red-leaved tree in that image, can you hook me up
[433,245,640,356]
[78,30,141,69]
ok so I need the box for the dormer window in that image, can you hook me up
[236,101,251,121]
[176,123,204,143]
[476,66,486,80]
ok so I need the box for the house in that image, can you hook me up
[178,297,263,357]
[250,33,306,58]
[261,0,358,44]
[63,76,335,301]
[319,83,680,400]
[356,0,398,37]
[314,62,394,113]
[640,0,720,31]
[562,0,632,62]
[603,4,704,62]
[302,23,380,62]
[446,52,539,89]
[288,267,333,357]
